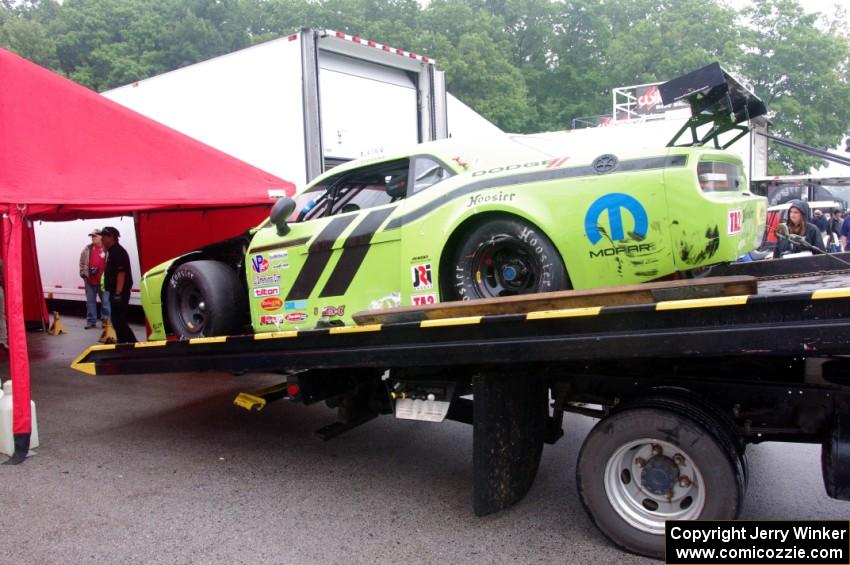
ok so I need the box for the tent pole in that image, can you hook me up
[2,207,32,465]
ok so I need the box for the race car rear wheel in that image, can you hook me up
[448,217,569,300]
[165,260,246,339]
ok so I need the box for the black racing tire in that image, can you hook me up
[447,217,570,301]
[165,260,246,340]
[577,407,745,558]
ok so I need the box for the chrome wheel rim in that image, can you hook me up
[603,438,706,534]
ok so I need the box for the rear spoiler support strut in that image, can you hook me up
[660,62,766,149]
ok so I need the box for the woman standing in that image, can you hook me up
[773,199,826,258]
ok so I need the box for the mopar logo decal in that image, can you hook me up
[585,193,648,245]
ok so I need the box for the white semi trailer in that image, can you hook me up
[36,28,503,304]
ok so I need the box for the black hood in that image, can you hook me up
[787,199,810,221]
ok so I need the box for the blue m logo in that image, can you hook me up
[584,193,648,245]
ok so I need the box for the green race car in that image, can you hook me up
[140,135,766,340]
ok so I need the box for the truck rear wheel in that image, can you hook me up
[577,407,745,558]
[165,260,246,339]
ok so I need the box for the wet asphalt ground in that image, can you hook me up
[0,314,848,565]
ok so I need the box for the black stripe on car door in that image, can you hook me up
[285,215,358,301]
[319,207,395,297]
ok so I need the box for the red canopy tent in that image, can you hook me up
[0,48,296,462]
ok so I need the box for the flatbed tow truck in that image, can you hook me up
[72,256,850,558]
[70,64,850,558]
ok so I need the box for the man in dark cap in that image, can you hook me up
[100,226,137,343]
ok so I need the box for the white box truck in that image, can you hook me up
[35,28,503,305]
[101,28,501,185]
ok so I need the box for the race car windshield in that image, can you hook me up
[291,158,410,221]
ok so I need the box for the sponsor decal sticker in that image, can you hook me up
[284,312,308,323]
[315,305,345,317]
[471,157,567,177]
[252,274,281,285]
[261,297,283,311]
[285,300,307,310]
[410,255,430,264]
[259,315,285,326]
[467,191,516,208]
[271,262,290,270]
[585,193,652,259]
[412,293,437,306]
[411,263,433,290]
[253,286,280,298]
[268,250,289,260]
[727,209,743,235]
[251,254,269,273]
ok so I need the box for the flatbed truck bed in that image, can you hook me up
[71,259,850,558]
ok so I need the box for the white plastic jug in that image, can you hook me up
[0,380,39,456]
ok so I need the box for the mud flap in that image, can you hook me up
[473,370,547,516]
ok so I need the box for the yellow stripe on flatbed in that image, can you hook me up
[254,331,299,340]
[329,324,382,334]
[812,288,850,300]
[188,336,227,345]
[134,340,167,348]
[656,295,749,311]
[421,316,482,328]
[527,306,602,320]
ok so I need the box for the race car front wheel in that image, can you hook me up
[165,260,246,339]
[449,217,570,300]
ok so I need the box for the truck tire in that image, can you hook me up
[577,407,745,558]
[165,260,246,340]
[621,392,749,490]
[447,217,570,300]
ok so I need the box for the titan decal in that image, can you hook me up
[253,286,280,298]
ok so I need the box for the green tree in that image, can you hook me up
[0,1,61,70]
[739,0,850,173]
[50,0,249,90]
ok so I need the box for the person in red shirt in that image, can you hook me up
[78,228,110,329]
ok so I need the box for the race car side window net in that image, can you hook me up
[661,62,767,150]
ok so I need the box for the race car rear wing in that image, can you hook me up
[660,62,767,149]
